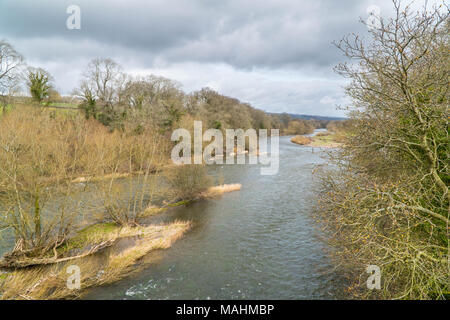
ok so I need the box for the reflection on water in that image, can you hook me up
[84,133,344,299]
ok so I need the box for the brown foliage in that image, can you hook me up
[290,135,312,145]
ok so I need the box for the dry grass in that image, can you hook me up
[71,173,131,183]
[0,221,191,300]
[140,206,168,218]
[308,134,343,148]
[290,135,312,145]
[106,221,190,277]
[201,183,242,197]
[0,105,170,256]
[291,132,344,148]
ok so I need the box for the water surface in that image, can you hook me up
[85,133,343,299]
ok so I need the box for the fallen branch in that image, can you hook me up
[0,239,115,268]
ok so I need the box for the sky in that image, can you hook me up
[0,0,440,116]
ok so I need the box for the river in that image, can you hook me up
[84,132,344,299]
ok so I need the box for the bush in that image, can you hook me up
[290,135,312,145]
[164,165,211,201]
[0,106,170,259]
[318,2,449,299]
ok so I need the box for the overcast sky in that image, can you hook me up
[0,0,438,116]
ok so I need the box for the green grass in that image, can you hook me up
[309,132,345,147]
[168,200,192,207]
[58,222,119,254]
[0,273,9,280]
[47,102,78,108]
[141,206,168,217]
[0,104,13,116]
[315,134,335,143]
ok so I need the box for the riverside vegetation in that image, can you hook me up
[0,105,199,298]
[0,103,247,299]
[290,121,349,148]
[316,1,449,299]
[2,0,444,301]
[0,32,330,297]
[0,46,302,298]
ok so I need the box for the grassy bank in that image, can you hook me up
[0,104,226,299]
[290,135,312,145]
[0,182,241,299]
[0,220,191,299]
[290,131,344,148]
[307,132,344,148]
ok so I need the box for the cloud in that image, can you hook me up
[0,0,368,69]
[1,0,435,116]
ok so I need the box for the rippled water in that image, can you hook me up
[85,132,344,299]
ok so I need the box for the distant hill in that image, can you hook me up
[271,113,347,121]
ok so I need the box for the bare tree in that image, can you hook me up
[319,0,449,299]
[76,58,126,107]
[74,58,127,126]
[334,0,449,219]
[0,41,24,106]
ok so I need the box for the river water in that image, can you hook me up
[84,132,344,299]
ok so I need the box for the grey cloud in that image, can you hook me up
[0,0,418,116]
[0,0,371,69]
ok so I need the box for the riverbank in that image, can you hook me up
[0,220,191,299]
[83,135,343,300]
[0,184,241,300]
[291,131,343,148]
